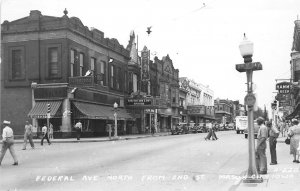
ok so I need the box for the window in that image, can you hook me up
[132,74,137,92]
[79,53,84,76]
[90,58,95,72]
[100,61,106,86]
[48,47,58,77]
[116,67,121,90]
[110,65,114,88]
[70,49,75,77]
[11,49,24,79]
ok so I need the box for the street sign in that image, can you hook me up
[244,94,256,106]
[276,81,291,94]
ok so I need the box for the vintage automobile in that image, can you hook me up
[244,121,259,139]
[190,124,201,133]
[171,124,183,135]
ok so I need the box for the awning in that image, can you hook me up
[73,102,135,120]
[28,101,62,118]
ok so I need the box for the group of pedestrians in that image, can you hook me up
[255,117,279,175]
[254,116,300,175]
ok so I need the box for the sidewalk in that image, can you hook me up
[14,132,171,144]
[236,135,300,191]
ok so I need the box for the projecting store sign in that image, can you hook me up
[276,82,291,94]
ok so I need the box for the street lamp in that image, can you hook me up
[236,33,263,183]
[113,102,118,138]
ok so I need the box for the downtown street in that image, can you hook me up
[1,131,300,191]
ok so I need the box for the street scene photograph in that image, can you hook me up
[1,0,300,190]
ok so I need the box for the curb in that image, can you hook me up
[13,133,171,144]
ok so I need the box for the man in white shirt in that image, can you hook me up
[22,121,35,150]
[0,120,18,166]
[74,121,82,140]
[41,124,51,146]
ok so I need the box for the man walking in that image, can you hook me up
[22,121,35,150]
[267,121,279,165]
[0,120,18,166]
[41,124,51,146]
[256,117,268,174]
[74,121,82,140]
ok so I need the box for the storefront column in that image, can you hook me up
[61,93,72,136]
[124,120,127,134]
[31,82,38,130]
[154,109,158,133]
[141,109,145,133]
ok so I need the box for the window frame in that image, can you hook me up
[46,44,62,79]
[10,47,25,80]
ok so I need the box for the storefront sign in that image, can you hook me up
[276,82,291,94]
[187,106,205,115]
[34,87,67,99]
[127,99,152,106]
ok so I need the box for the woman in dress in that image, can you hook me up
[288,119,300,163]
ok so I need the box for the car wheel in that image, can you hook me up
[237,130,239,134]
[245,134,248,139]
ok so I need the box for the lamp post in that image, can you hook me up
[236,33,263,183]
[113,102,118,138]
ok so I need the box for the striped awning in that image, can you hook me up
[28,101,62,118]
[73,102,135,120]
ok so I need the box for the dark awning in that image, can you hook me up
[73,102,135,120]
[28,101,62,118]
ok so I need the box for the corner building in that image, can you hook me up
[1,10,135,137]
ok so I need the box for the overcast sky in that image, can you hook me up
[1,0,300,114]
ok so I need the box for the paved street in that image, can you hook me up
[1,131,300,191]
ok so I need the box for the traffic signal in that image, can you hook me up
[47,104,51,113]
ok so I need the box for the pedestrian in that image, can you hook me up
[287,119,300,163]
[0,120,18,166]
[266,121,279,165]
[151,122,155,135]
[205,122,217,140]
[48,123,53,140]
[74,121,82,140]
[22,121,35,150]
[41,124,51,146]
[255,117,268,174]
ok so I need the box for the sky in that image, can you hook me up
[1,0,300,115]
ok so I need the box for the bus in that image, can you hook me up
[235,116,248,134]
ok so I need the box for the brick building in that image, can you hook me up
[1,10,136,137]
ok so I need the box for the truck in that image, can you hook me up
[235,116,248,134]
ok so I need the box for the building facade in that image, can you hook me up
[179,77,215,124]
[214,99,234,124]
[286,19,300,119]
[1,10,135,137]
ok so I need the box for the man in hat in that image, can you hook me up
[266,121,279,165]
[256,117,268,174]
[0,120,18,165]
[22,121,35,150]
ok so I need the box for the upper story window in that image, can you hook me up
[110,65,114,88]
[79,53,84,76]
[90,58,95,73]
[11,49,25,80]
[132,73,138,92]
[96,61,106,86]
[48,47,58,78]
[70,49,76,77]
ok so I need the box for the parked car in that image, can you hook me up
[244,121,259,139]
[171,124,183,135]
